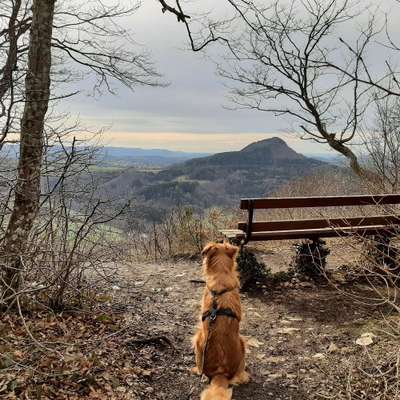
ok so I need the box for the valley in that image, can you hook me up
[90,137,332,222]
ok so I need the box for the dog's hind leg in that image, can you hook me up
[191,330,204,375]
[230,360,250,385]
[230,336,250,386]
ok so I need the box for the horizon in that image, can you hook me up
[6,134,338,156]
[96,132,333,155]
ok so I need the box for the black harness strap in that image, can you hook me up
[201,287,239,323]
[202,307,238,322]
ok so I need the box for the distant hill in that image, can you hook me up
[158,137,314,180]
[1,143,210,168]
[96,137,330,220]
[98,147,210,167]
[306,152,345,165]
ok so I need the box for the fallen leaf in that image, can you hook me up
[356,332,376,346]
[264,356,286,363]
[328,343,339,353]
[246,337,264,348]
[286,316,303,322]
[277,328,301,334]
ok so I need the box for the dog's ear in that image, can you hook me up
[201,243,218,258]
[224,242,239,259]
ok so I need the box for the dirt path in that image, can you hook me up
[119,260,393,400]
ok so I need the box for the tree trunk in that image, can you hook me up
[1,0,55,303]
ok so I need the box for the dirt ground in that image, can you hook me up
[1,241,399,399]
[117,262,394,399]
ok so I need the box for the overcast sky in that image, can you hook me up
[61,0,400,154]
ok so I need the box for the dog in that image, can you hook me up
[192,242,249,400]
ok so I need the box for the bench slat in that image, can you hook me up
[238,215,400,232]
[220,229,245,240]
[246,225,395,241]
[241,194,400,210]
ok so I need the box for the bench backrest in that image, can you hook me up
[241,194,400,210]
[239,194,400,241]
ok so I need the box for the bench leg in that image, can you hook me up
[292,238,330,279]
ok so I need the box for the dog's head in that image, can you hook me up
[201,242,239,266]
[201,242,239,259]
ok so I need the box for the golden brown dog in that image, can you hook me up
[192,242,249,400]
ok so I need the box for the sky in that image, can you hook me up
[61,0,400,154]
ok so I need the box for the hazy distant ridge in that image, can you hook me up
[100,146,209,159]
[2,143,210,167]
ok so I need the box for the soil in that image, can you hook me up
[1,242,399,399]
[113,255,397,400]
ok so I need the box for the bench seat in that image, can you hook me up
[222,225,397,242]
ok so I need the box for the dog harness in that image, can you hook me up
[201,287,239,323]
[199,286,239,377]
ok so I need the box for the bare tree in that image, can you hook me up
[215,0,371,177]
[361,96,400,192]
[51,1,161,93]
[159,0,400,178]
[0,0,161,303]
[0,1,31,148]
[1,0,55,303]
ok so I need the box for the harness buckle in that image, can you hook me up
[210,307,218,322]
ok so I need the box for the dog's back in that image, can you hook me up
[192,242,249,399]
[202,291,244,379]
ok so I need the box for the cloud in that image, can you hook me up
[60,0,400,153]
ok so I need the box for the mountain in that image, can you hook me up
[96,137,330,221]
[158,137,312,180]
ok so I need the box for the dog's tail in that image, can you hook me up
[200,375,232,400]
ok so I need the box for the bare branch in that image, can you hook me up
[157,0,191,22]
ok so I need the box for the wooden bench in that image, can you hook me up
[221,194,400,245]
